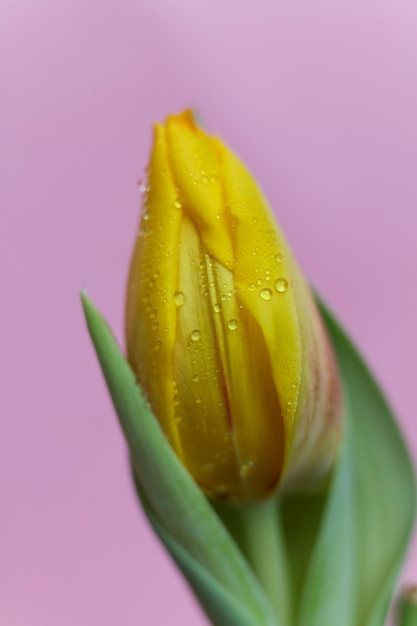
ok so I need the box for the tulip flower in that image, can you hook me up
[125,110,342,501]
[84,110,416,626]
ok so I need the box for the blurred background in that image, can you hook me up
[2,1,417,624]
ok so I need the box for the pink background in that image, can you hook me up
[2,1,417,624]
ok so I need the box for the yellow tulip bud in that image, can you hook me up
[126,110,342,501]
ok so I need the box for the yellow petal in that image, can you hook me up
[125,123,184,458]
[126,110,343,501]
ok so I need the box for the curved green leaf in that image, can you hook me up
[295,432,355,626]
[279,299,415,626]
[134,470,261,626]
[81,291,278,626]
[320,301,416,626]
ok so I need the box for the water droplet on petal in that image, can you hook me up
[191,329,201,342]
[227,319,238,331]
[275,253,283,263]
[260,288,272,301]
[174,291,185,307]
[173,199,182,209]
[139,180,149,194]
[240,459,255,478]
[274,278,288,293]
[213,303,221,313]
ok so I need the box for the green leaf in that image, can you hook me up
[319,301,416,626]
[133,469,261,626]
[278,299,415,626]
[81,291,278,626]
[293,431,355,626]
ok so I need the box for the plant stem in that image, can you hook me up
[215,497,292,626]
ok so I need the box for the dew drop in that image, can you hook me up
[275,253,283,263]
[257,278,263,286]
[274,278,288,293]
[248,283,256,292]
[260,288,272,301]
[240,459,255,478]
[215,213,221,220]
[173,199,182,209]
[227,319,238,331]
[213,303,222,313]
[174,291,185,307]
[191,329,201,342]
[139,181,150,194]
[192,375,199,382]
[291,381,298,389]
